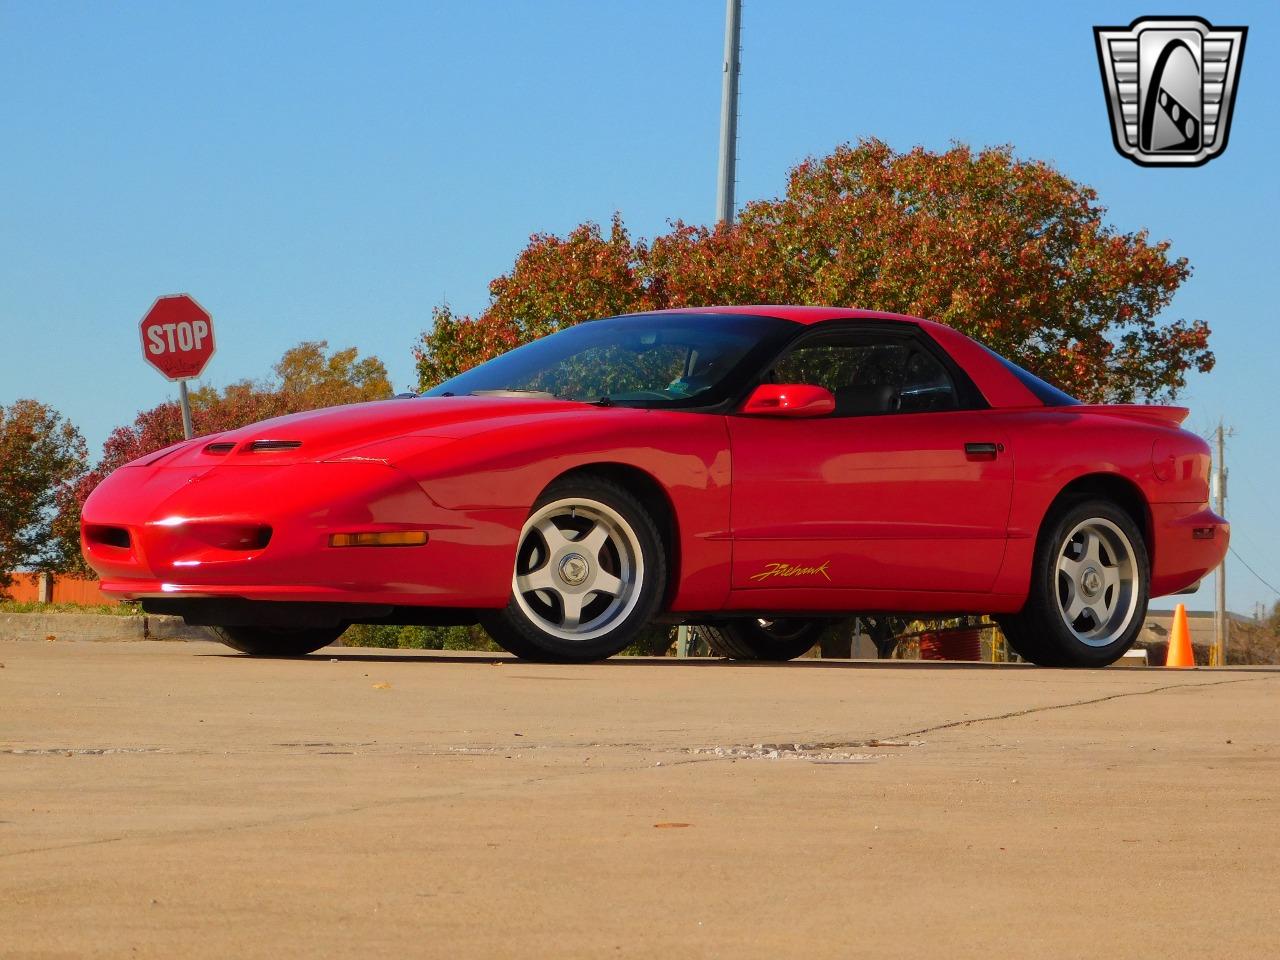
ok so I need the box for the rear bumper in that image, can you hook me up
[1150,503,1229,597]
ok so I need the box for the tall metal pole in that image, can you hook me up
[1214,420,1227,665]
[716,0,742,225]
[178,380,194,440]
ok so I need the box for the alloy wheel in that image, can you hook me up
[1054,517,1140,647]
[512,498,646,643]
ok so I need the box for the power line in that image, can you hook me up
[1230,547,1280,597]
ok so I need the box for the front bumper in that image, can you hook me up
[81,460,521,607]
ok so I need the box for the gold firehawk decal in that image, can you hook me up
[749,561,832,582]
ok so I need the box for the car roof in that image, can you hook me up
[640,305,1043,409]
[646,305,931,327]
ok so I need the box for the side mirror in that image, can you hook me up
[740,383,835,418]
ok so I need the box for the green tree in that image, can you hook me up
[416,140,1209,402]
[0,400,87,595]
[186,339,393,416]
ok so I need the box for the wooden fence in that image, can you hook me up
[3,573,120,606]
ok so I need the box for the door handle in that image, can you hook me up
[964,442,1002,460]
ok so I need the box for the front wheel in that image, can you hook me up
[696,618,827,661]
[999,499,1149,667]
[481,476,667,662]
[213,625,344,657]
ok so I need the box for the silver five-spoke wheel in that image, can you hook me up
[998,499,1149,667]
[1054,517,1139,647]
[513,497,645,642]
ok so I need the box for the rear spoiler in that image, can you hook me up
[1067,404,1190,426]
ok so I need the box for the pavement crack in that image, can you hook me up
[0,747,166,757]
[0,753,687,860]
[677,678,1277,759]
[0,835,124,859]
[865,670,1274,747]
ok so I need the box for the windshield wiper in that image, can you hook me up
[468,389,556,399]
[586,396,615,407]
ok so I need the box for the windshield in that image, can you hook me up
[423,313,799,409]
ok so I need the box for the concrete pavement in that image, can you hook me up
[3,639,1278,959]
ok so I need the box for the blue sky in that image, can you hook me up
[1,1,1276,615]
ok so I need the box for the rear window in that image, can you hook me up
[984,348,1080,406]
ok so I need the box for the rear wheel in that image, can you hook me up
[481,476,666,662]
[999,499,1148,667]
[696,618,827,661]
[214,625,343,657]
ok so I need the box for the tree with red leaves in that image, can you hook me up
[415,140,1209,402]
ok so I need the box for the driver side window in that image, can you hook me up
[772,333,958,416]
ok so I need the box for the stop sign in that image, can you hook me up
[139,294,216,381]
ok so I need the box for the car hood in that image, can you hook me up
[153,396,605,467]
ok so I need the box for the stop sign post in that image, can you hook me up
[139,294,216,440]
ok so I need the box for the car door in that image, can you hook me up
[727,326,1013,594]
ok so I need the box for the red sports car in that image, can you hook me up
[82,307,1227,666]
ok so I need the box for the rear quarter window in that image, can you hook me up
[985,349,1080,406]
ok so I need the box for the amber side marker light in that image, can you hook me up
[329,531,429,548]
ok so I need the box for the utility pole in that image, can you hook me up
[688,0,741,657]
[1213,420,1229,665]
[716,0,742,225]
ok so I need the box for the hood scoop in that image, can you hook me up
[247,439,302,452]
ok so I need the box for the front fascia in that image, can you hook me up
[83,460,523,607]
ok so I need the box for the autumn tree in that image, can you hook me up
[0,400,87,594]
[415,140,1210,401]
[1230,602,1280,665]
[416,217,654,387]
[51,341,392,575]
[267,340,393,410]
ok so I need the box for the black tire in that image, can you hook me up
[695,619,827,661]
[481,475,667,663]
[1000,498,1150,667]
[213,625,343,657]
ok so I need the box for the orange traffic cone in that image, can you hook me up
[1164,603,1195,668]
